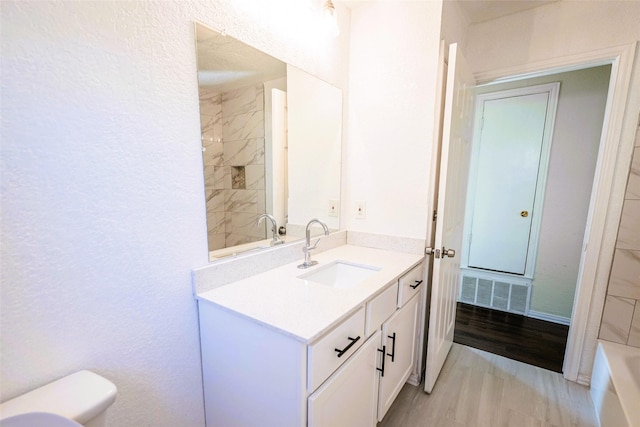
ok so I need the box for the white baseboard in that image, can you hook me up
[407,373,421,387]
[528,310,571,326]
[576,373,591,386]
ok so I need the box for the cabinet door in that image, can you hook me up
[308,331,381,427]
[377,294,419,421]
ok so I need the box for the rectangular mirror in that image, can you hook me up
[286,65,342,232]
[195,23,342,261]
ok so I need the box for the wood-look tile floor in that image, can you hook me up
[378,344,597,427]
[454,302,569,372]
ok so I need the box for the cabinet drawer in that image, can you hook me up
[308,331,380,427]
[308,307,365,393]
[397,263,424,307]
[365,283,398,337]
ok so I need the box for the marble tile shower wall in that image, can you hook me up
[200,88,225,250]
[199,85,267,250]
[599,124,640,348]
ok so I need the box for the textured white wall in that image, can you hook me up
[344,1,442,239]
[466,1,640,75]
[0,1,350,426]
[440,0,469,51]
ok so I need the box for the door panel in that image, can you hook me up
[424,43,476,394]
[467,93,549,274]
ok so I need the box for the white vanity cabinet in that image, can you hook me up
[397,262,424,307]
[377,293,420,420]
[308,307,366,392]
[197,250,424,427]
[308,330,381,426]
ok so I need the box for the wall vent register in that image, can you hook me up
[459,268,531,315]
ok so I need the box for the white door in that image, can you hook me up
[377,294,419,421]
[424,43,476,394]
[308,331,380,427]
[467,92,552,275]
[269,88,288,227]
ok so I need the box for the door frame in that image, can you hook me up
[462,83,560,278]
[473,42,638,383]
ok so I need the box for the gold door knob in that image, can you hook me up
[520,211,529,218]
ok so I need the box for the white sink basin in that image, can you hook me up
[298,261,380,289]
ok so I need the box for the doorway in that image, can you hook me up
[453,64,612,371]
[424,41,638,391]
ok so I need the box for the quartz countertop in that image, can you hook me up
[197,245,424,344]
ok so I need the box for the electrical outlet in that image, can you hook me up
[355,201,366,219]
[329,199,339,217]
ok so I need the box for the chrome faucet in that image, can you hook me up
[297,218,330,269]
[257,214,284,246]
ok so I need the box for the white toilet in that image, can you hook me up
[0,370,117,427]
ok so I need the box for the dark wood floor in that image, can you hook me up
[453,302,569,372]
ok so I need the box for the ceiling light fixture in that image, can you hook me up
[323,0,339,37]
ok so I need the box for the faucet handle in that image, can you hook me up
[308,237,322,251]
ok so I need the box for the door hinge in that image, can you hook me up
[432,210,437,222]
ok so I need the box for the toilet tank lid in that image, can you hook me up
[0,370,117,424]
